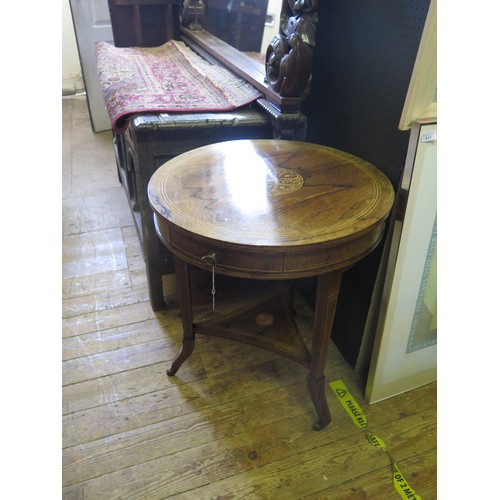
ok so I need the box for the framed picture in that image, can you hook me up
[365,120,437,404]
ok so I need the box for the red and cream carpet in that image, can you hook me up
[96,40,262,133]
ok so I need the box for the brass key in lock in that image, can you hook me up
[201,251,217,267]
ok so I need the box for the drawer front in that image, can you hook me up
[168,226,285,277]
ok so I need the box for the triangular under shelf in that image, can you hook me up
[195,285,311,367]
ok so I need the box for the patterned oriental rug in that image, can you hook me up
[96,40,262,133]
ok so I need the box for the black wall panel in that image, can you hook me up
[301,0,431,366]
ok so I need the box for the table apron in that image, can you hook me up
[153,214,385,279]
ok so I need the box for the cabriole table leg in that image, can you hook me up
[306,271,343,430]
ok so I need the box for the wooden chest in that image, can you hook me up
[114,108,274,310]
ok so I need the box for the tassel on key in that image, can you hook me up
[201,251,217,311]
[211,265,216,311]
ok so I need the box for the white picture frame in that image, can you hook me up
[365,120,437,404]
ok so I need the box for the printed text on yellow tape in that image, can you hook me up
[330,380,422,499]
[393,462,422,500]
[329,379,368,428]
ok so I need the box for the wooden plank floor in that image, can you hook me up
[62,95,437,499]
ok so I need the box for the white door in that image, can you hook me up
[69,0,113,132]
[365,121,437,404]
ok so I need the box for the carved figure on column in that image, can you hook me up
[265,0,318,98]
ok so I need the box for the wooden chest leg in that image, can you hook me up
[167,256,195,376]
[143,220,167,311]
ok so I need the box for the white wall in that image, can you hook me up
[261,0,282,53]
[62,0,85,95]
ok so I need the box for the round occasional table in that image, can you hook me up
[148,139,395,430]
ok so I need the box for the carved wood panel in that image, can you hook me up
[265,0,318,97]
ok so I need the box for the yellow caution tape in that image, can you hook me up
[329,379,368,428]
[366,431,387,451]
[329,380,422,499]
[392,462,422,500]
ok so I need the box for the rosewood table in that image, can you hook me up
[148,139,394,430]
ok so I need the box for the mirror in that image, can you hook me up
[181,0,282,57]
[181,0,318,106]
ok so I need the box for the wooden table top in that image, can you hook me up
[148,140,395,250]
